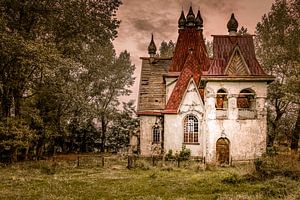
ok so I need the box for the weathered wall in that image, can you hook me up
[139,116,157,156]
[139,78,268,163]
[137,58,170,113]
[164,80,205,156]
[204,81,268,162]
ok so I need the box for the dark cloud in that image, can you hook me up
[114,0,275,102]
[132,19,156,33]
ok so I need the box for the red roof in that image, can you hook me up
[164,52,201,113]
[208,35,266,75]
[168,28,210,72]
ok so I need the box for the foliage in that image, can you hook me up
[255,0,300,150]
[159,40,175,57]
[0,117,35,150]
[254,154,300,180]
[0,0,136,160]
[165,149,174,161]
[237,26,249,35]
[107,101,139,152]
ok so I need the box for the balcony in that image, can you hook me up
[216,108,228,119]
[238,108,257,119]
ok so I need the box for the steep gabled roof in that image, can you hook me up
[164,52,201,114]
[208,35,266,76]
[168,28,210,72]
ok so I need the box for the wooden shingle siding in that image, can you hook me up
[137,58,170,114]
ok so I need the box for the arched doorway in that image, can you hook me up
[216,138,230,165]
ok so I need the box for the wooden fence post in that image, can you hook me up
[101,156,105,167]
[127,155,133,169]
[77,156,80,167]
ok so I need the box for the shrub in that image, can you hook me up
[165,149,174,161]
[178,146,191,161]
[254,154,300,180]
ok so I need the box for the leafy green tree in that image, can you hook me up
[0,117,35,162]
[0,0,135,158]
[237,26,249,35]
[107,101,138,152]
[159,40,175,57]
[256,0,300,151]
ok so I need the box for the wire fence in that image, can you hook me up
[50,154,208,169]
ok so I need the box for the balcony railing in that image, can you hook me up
[216,108,228,119]
[238,108,256,119]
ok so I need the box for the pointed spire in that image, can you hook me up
[178,10,186,29]
[195,10,203,30]
[227,13,238,35]
[186,6,195,27]
[148,33,157,57]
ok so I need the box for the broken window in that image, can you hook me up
[184,115,199,143]
[237,89,256,110]
[215,89,228,109]
[152,126,160,144]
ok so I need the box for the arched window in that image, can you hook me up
[215,89,228,109]
[184,115,199,143]
[152,126,160,144]
[237,89,256,109]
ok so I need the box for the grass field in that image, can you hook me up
[0,155,299,200]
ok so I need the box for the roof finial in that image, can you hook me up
[186,6,195,27]
[195,10,203,30]
[227,13,238,36]
[148,33,157,57]
[178,10,186,29]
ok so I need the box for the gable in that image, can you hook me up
[224,46,250,76]
[164,52,201,114]
[179,79,204,114]
[207,36,267,76]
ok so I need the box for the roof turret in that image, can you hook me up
[195,10,203,30]
[186,6,195,27]
[178,10,186,29]
[227,13,238,35]
[148,34,157,57]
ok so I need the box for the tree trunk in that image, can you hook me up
[291,109,300,152]
[267,106,283,148]
[1,86,13,118]
[100,116,107,153]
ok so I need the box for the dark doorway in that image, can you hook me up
[216,138,230,165]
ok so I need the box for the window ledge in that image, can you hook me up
[183,143,200,145]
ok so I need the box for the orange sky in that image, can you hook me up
[113,0,275,104]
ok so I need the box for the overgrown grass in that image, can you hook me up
[0,155,299,200]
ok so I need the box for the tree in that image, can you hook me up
[107,101,139,152]
[159,40,175,57]
[238,26,249,35]
[256,0,300,151]
[0,0,136,159]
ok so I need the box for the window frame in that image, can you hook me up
[215,88,228,110]
[152,126,161,144]
[183,115,199,144]
[237,89,256,110]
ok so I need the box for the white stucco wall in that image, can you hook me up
[164,80,205,156]
[204,81,268,162]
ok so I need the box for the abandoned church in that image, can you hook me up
[136,7,274,164]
